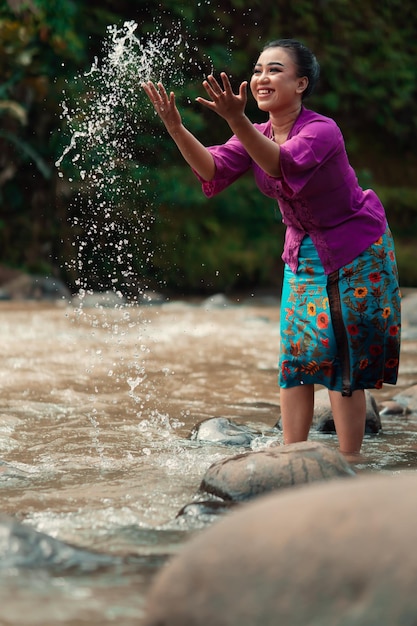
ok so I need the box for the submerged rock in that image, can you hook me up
[190,417,260,447]
[0,515,122,572]
[199,441,355,502]
[144,473,417,626]
[176,499,235,527]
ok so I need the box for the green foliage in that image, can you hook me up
[394,245,417,288]
[376,186,417,238]
[0,0,88,276]
[146,166,284,293]
[1,0,417,291]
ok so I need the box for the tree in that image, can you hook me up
[1,0,416,293]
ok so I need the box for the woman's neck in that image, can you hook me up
[269,104,302,139]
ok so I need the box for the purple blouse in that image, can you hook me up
[193,106,387,274]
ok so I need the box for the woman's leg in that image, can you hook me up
[280,384,315,444]
[328,389,366,456]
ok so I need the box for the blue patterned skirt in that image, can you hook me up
[278,228,401,396]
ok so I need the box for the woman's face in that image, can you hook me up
[250,47,307,113]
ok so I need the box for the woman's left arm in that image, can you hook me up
[197,72,282,178]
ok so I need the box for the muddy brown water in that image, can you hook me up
[0,299,416,625]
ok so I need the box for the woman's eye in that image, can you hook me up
[253,68,280,75]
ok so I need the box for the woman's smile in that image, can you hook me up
[257,88,275,97]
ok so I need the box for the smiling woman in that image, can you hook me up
[250,52,307,148]
[141,37,401,459]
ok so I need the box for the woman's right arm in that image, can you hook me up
[142,81,215,181]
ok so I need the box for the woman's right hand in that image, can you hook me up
[142,81,182,133]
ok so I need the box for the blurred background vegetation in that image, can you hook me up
[1,0,416,298]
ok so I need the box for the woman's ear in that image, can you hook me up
[296,76,309,95]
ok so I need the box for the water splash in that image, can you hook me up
[55,20,204,446]
[56,20,187,170]
[56,20,201,304]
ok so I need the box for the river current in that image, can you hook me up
[0,297,416,625]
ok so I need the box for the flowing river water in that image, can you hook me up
[0,296,417,625]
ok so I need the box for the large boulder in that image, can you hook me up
[144,472,417,626]
[199,441,355,501]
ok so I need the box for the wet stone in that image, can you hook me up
[199,441,355,502]
[0,515,123,572]
[190,417,260,447]
[176,499,236,527]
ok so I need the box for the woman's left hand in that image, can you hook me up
[196,72,247,122]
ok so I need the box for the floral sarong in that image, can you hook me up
[278,228,401,396]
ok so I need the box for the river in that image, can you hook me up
[0,297,416,625]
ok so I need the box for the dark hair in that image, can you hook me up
[263,38,320,100]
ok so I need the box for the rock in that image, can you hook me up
[401,291,417,326]
[144,473,417,626]
[71,290,127,308]
[393,384,417,414]
[0,265,22,285]
[201,293,234,309]
[199,441,355,502]
[0,515,122,572]
[0,273,71,301]
[176,499,235,527]
[136,289,166,305]
[379,400,411,416]
[190,417,259,447]
[312,388,382,433]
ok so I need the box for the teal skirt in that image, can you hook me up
[278,228,401,396]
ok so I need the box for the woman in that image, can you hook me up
[142,38,401,457]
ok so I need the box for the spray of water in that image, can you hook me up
[56,19,202,305]
[55,20,205,449]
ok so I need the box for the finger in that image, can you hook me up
[157,82,169,103]
[142,81,168,112]
[195,96,217,110]
[141,82,154,99]
[142,80,157,93]
[239,81,248,98]
[220,72,233,93]
[205,74,223,95]
[142,81,159,101]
